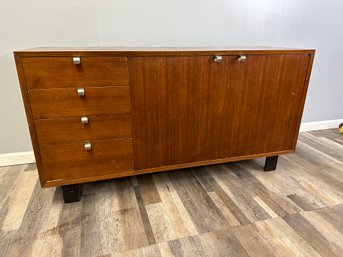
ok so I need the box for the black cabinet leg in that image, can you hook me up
[264,156,279,171]
[62,184,83,203]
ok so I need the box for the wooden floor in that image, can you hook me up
[0,129,343,257]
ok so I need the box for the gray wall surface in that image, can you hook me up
[0,0,342,154]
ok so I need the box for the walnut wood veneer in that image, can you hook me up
[14,47,315,203]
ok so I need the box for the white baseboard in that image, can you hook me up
[0,151,35,167]
[300,119,343,132]
[0,119,342,167]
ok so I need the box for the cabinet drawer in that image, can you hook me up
[35,113,132,145]
[29,87,130,119]
[22,56,129,89]
[41,139,133,181]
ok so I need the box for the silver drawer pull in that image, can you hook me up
[77,88,85,96]
[73,57,81,65]
[238,55,247,62]
[81,116,89,124]
[213,55,222,63]
[84,142,92,151]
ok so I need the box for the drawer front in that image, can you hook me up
[22,57,129,89]
[29,87,130,119]
[41,139,133,181]
[35,113,132,145]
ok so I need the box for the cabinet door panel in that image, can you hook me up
[130,56,229,169]
[130,55,310,170]
[219,54,310,158]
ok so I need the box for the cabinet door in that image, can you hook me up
[130,56,230,169]
[219,54,310,158]
[129,54,310,170]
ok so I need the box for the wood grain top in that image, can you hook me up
[14,46,315,57]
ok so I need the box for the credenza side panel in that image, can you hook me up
[129,54,311,170]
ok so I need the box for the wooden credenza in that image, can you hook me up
[14,47,315,202]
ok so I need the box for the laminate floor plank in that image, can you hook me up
[0,166,23,207]
[301,210,343,251]
[309,128,341,142]
[233,223,276,257]
[191,228,250,257]
[299,132,343,162]
[145,202,177,243]
[222,163,291,217]
[0,129,342,257]
[315,204,343,234]
[210,165,273,222]
[170,170,229,233]
[136,174,162,205]
[158,236,201,257]
[193,167,252,225]
[152,173,198,238]
[295,139,343,181]
[284,152,343,205]
[237,160,305,215]
[111,244,162,257]
[256,218,321,257]
[283,213,342,257]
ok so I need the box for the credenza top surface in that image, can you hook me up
[14,46,315,57]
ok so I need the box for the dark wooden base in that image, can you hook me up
[264,156,279,171]
[62,184,83,203]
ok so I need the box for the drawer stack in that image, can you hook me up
[22,56,134,181]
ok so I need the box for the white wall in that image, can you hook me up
[0,0,342,154]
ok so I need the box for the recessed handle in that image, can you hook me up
[237,55,247,62]
[213,55,222,63]
[73,57,81,65]
[81,116,89,124]
[84,141,92,151]
[77,88,85,96]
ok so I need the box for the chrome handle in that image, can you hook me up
[73,57,81,65]
[77,88,85,96]
[213,55,222,63]
[237,55,247,62]
[81,116,89,124]
[84,142,92,151]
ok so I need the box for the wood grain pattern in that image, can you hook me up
[29,86,130,119]
[0,129,343,257]
[129,54,310,170]
[35,113,132,145]
[40,139,133,181]
[22,57,129,89]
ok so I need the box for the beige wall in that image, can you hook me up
[1,0,342,154]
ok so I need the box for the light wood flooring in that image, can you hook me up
[0,129,342,257]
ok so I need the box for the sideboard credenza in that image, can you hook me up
[14,47,315,203]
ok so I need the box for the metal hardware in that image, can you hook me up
[81,116,89,124]
[84,142,92,151]
[77,88,85,96]
[73,57,81,65]
[213,55,222,63]
[237,55,247,62]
